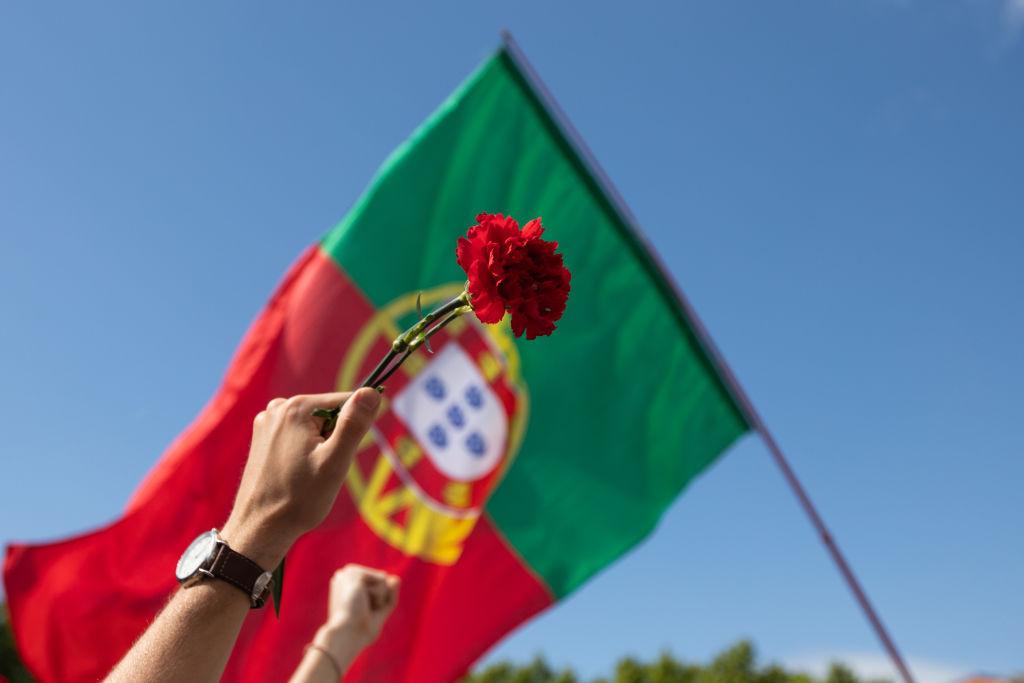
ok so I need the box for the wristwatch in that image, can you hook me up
[176,529,274,608]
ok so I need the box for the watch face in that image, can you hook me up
[176,530,218,581]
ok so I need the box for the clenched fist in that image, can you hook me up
[288,565,401,682]
[325,565,400,651]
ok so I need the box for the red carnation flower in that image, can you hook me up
[456,213,571,340]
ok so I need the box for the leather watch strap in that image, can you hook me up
[208,542,272,608]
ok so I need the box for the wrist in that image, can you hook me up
[219,517,292,571]
[314,622,364,671]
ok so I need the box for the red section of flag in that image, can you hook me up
[2,247,551,682]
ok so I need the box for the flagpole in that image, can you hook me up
[499,29,917,683]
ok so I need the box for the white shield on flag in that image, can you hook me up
[392,344,508,483]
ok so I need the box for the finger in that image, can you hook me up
[369,581,399,613]
[266,397,287,411]
[359,573,390,605]
[367,582,389,610]
[281,393,355,434]
[381,576,400,616]
[319,388,381,468]
[291,391,355,411]
[365,574,398,604]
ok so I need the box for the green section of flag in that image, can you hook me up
[322,50,749,598]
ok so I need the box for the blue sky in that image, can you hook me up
[1,2,1021,680]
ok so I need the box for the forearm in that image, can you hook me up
[104,389,378,683]
[105,580,249,683]
[105,522,281,683]
[288,623,362,683]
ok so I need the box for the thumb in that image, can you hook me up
[320,387,381,471]
[371,576,400,625]
[384,575,400,613]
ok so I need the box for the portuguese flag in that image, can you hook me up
[3,43,749,682]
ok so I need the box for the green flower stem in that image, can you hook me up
[384,288,470,358]
[371,304,472,386]
[362,287,470,388]
[311,285,470,437]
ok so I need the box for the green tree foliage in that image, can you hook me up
[463,641,892,683]
[466,655,579,683]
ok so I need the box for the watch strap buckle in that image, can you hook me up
[207,539,274,609]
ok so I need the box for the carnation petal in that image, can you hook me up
[520,217,545,239]
[472,295,506,324]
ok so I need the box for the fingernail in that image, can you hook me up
[354,387,381,412]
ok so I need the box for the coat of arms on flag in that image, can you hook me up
[339,285,528,565]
